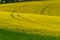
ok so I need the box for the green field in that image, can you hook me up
[0,1,60,40]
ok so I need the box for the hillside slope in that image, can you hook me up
[0,1,60,40]
[0,1,60,16]
[0,11,60,40]
[0,1,53,14]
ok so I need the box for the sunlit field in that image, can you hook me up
[0,1,60,40]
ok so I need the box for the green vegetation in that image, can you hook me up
[0,0,41,3]
[1,29,60,40]
[0,0,59,4]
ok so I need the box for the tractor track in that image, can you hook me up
[40,3,53,16]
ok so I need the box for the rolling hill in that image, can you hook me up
[0,1,60,40]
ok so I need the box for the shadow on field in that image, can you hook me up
[0,29,60,40]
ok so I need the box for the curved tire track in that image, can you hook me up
[40,3,53,16]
